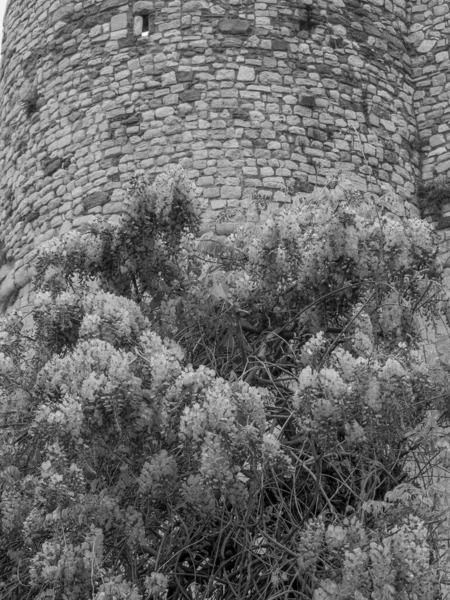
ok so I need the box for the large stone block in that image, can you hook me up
[83,191,110,210]
[218,19,252,35]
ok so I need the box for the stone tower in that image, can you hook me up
[0,0,448,310]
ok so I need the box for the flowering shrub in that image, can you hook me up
[33,165,204,303]
[0,284,287,599]
[0,169,448,599]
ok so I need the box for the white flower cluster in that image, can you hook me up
[80,291,148,345]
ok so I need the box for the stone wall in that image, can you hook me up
[0,0,446,310]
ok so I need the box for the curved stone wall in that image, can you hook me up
[0,0,435,309]
[409,1,450,184]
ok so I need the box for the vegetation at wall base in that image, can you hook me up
[1,167,450,599]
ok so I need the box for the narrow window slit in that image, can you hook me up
[142,14,150,36]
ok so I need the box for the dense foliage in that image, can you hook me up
[0,167,450,599]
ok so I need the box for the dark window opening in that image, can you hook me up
[142,14,150,37]
[299,8,312,31]
[298,7,319,33]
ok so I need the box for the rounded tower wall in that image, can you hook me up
[409,0,450,182]
[408,1,450,229]
[0,0,421,309]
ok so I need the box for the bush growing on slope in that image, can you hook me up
[0,170,449,599]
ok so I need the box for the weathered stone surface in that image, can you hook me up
[259,71,282,85]
[299,96,316,107]
[101,0,128,9]
[110,13,128,32]
[42,157,66,177]
[180,89,202,103]
[1,0,450,318]
[417,39,437,53]
[218,19,252,35]
[237,66,255,82]
[132,1,154,12]
[83,192,110,210]
[183,0,209,11]
[51,6,75,23]
[272,39,289,51]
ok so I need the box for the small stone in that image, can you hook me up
[180,89,202,103]
[380,119,396,133]
[202,187,220,198]
[210,199,226,209]
[155,106,175,118]
[417,39,437,53]
[263,177,285,189]
[51,5,74,23]
[161,71,177,86]
[83,191,110,210]
[177,103,193,115]
[283,95,297,104]
[299,96,315,107]
[133,16,143,36]
[430,134,446,147]
[218,19,252,35]
[143,128,163,140]
[110,29,128,40]
[348,55,364,68]
[273,39,289,51]
[133,1,154,13]
[110,13,128,32]
[216,69,236,80]
[177,71,194,83]
[72,215,96,232]
[237,66,255,82]
[197,176,215,187]
[408,30,424,44]
[221,186,242,199]
[43,158,64,177]
[274,191,288,202]
[307,127,328,142]
[183,0,209,11]
[436,159,450,174]
[322,79,338,89]
[259,71,282,85]
[434,5,449,16]
[436,51,449,63]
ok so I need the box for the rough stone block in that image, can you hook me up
[102,0,129,9]
[273,39,289,51]
[155,106,174,118]
[110,13,128,32]
[202,187,220,198]
[110,29,128,40]
[133,1,154,13]
[180,89,202,103]
[133,16,143,36]
[259,71,282,85]
[299,95,315,107]
[216,69,236,81]
[218,19,252,35]
[221,186,242,199]
[177,71,194,83]
[183,0,209,12]
[83,191,110,210]
[237,66,255,82]
[436,51,449,63]
[417,39,437,53]
[52,6,75,24]
[430,134,446,147]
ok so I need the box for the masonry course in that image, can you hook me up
[0,0,449,310]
